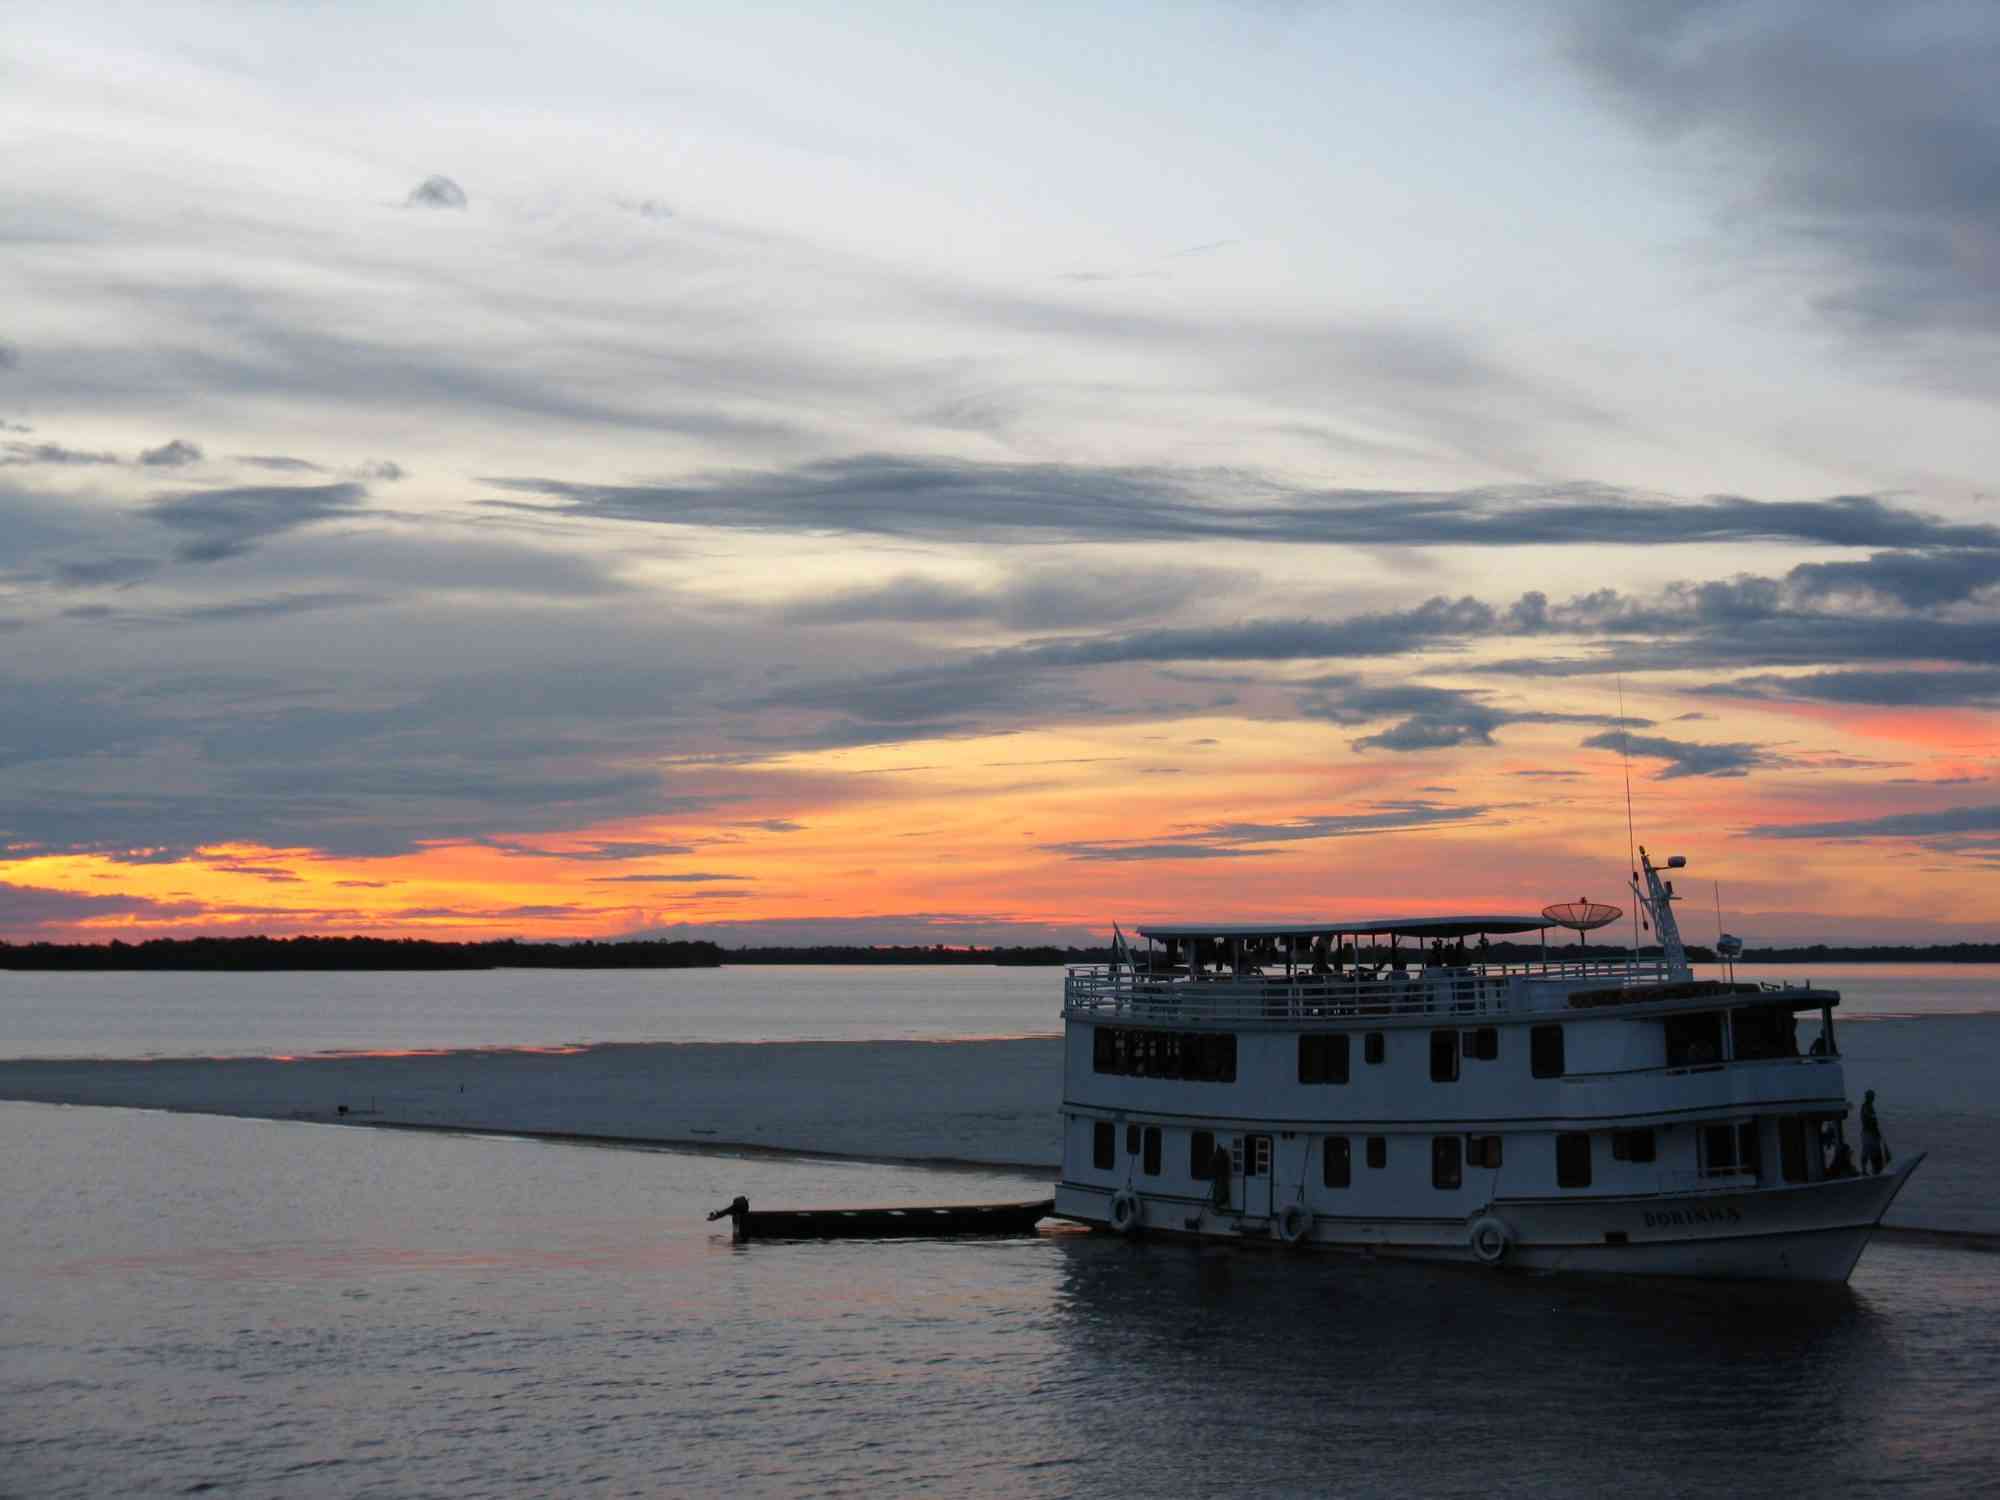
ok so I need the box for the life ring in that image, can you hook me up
[1469,1214,1511,1265]
[1108,1190,1143,1235]
[1277,1203,1312,1246]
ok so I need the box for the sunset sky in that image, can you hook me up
[3,0,1996,947]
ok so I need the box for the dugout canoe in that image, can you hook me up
[707,1195,1053,1240]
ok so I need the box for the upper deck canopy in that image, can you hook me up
[1137,915,1549,942]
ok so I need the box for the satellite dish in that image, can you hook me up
[1542,899,1622,946]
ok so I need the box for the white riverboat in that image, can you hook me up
[1052,849,1921,1281]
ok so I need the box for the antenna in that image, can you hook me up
[1618,675,1641,964]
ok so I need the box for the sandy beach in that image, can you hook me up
[0,1039,1066,1169]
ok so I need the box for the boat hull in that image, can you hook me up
[1052,1156,1921,1282]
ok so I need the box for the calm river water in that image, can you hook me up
[3,965,1996,1496]
[1,961,1994,1058]
[4,1102,1998,1499]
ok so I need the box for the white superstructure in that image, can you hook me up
[1052,849,1919,1281]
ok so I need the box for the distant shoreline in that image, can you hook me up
[1,935,1996,971]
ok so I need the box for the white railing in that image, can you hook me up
[1063,961,1677,1026]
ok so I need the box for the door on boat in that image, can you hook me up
[1231,1134,1273,1217]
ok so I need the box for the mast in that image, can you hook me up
[1634,846,1691,980]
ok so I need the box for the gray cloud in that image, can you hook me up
[484,455,1999,552]
[0,880,204,931]
[1579,730,1787,780]
[1786,551,2000,610]
[1043,842,1276,862]
[407,175,468,210]
[488,839,701,862]
[1000,597,1500,669]
[592,872,749,883]
[1566,1,2000,381]
[236,454,325,472]
[779,565,1237,631]
[175,591,383,625]
[52,557,162,589]
[3,440,118,466]
[1746,804,2000,840]
[0,342,17,370]
[619,912,1107,948]
[1047,801,1492,860]
[1298,679,1641,753]
[1697,667,2000,709]
[146,481,366,561]
[353,460,406,481]
[139,439,204,467]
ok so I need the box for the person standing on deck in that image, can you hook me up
[1860,1090,1891,1175]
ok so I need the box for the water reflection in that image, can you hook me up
[1044,1236,1916,1496]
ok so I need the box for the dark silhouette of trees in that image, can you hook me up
[0,935,722,971]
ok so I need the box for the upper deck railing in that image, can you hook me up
[1063,959,1685,1026]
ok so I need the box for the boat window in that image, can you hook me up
[1142,1126,1162,1176]
[1556,1132,1592,1188]
[1463,1026,1498,1062]
[1323,1136,1351,1189]
[1093,1121,1114,1171]
[1298,1032,1351,1085]
[1467,1134,1503,1169]
[1665,1011,1726,1068]
[1731,1005,1800,1061]
[1778,1116,1809,1183]
[1092,1027,1237,1082]
[1430,1029,1460,1083]
[1611,1128,1655,1163]
[1531,1024,1565,1078]
[1206,1033,1238,1083]
[1126,1123,1140,1155]
[1700,1120,1759,1178]
[1190,1129,1216,1179]
[1366,1136,1387,1170]
[1432,1136,1463,1190]
[1364,1031,1385,1065]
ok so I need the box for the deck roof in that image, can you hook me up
[1136,915,1549,942]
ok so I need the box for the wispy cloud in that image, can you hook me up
[1047,802,1492,860]
[146,481,367,562]
[484,457,1999,552]
[1581,731,1789,780]
[139,439,204,468]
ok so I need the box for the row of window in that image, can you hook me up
[1097,1009,1817,1090]
[1088,1115,1803,1190]
[1091,1026,1238,1081]
[1096,1023,1569,1087]
[1090,1121,1510,1188]
[1301,1024,1568,1084]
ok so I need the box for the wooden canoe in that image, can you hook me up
[712,1197,1054,1241]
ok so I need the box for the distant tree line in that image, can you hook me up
[2,934,1991,972]
[727,944,1113,965]
[0,935,723,971]
[1480,940,2000,965]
